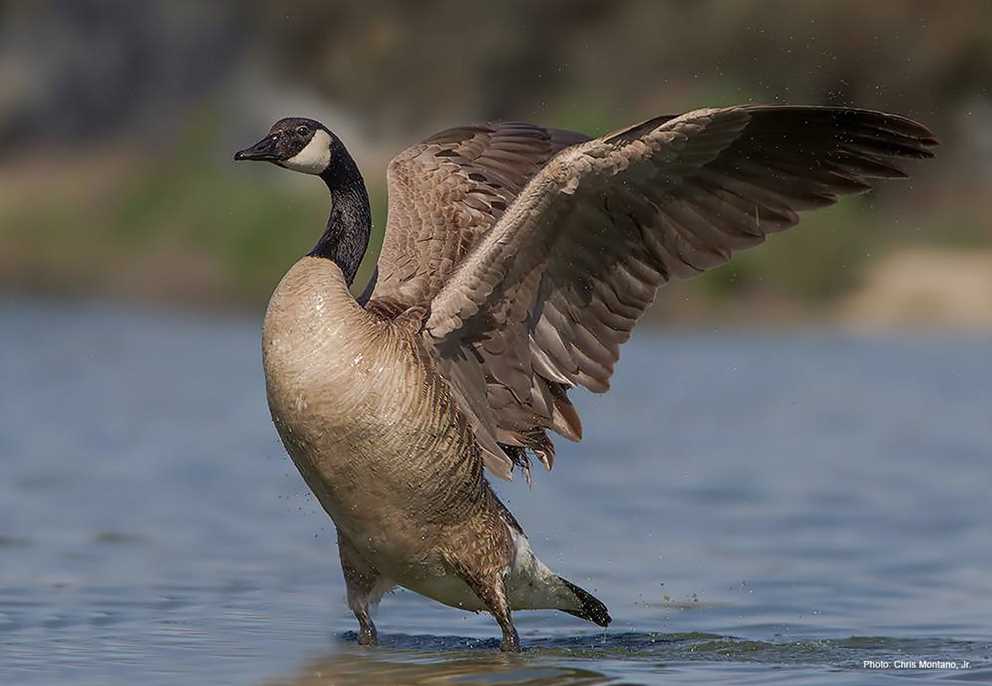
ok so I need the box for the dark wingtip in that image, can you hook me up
[558,576,612,628]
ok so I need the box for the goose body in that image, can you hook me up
[262,256,601,644]
[235,108,936,650]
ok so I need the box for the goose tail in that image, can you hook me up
[555,576,612,627]
[506,526,611,626]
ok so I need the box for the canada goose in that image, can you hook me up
[234,107,936,651]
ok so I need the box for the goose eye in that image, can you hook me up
[297,125,309,136]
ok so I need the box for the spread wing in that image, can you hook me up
[417,106,936,479]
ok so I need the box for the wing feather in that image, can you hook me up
[419,106,935,477]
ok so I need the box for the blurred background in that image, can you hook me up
[2,0,989,327]
[3,3,992,685]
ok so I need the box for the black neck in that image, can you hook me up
[308,144,371,288]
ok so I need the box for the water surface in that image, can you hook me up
[1,301,989,685]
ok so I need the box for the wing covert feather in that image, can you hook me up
[372,122,589,477]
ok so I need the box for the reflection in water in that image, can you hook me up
[267,632,633,685]
[267,649,609,686]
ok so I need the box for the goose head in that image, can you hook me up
[234,117,333,175]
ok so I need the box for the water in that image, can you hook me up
[1,300,990,685]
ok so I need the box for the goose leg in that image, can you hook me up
[337,530,384,646]
[491,593,521,653]
[458,569,520,652]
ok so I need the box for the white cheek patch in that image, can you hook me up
[280,129,332,174]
